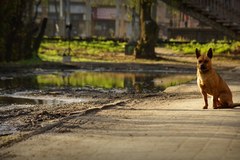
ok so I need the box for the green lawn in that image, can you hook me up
[38,40,127,62]
[164,40,240,55]
[4,39,239,66]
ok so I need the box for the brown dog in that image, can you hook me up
[196,48,240,109]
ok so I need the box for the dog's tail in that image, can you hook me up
[231,103,240,108]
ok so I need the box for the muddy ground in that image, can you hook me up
[0,49,240,159]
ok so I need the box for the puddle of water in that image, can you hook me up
[0,95,89,106]
[0,70,195,105]
[0,96,66,105]
[0,122,18,136]
[0,70,195,91]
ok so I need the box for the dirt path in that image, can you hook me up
[1,62,240,160]
[0,49,240,160]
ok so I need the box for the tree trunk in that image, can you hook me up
[0,0,37,62]
[135,0,159,59]
[33,18,48,54]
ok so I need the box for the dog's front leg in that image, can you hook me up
[202,91,208,109]
[213,96,218,109]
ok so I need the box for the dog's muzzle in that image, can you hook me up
[200,65,208,72]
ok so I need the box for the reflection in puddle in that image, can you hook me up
[0,70,195,92]
[0,70,195,105]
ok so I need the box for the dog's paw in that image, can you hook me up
[203,106,208,109]
[213,105,219,109]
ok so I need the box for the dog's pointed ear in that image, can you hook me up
[207,48,213,59]
[196,48,201,59]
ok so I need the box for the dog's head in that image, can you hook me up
[196,48,213,73]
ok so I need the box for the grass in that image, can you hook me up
[165,40,240,55]
[3,39,239,66]
[39,40,126,62]
[38,40,157,63]
[34,39,240,65]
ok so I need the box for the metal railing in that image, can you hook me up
[185,0,240,24]
[160,0,240,39]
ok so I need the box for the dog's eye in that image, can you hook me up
[198,60,202,63]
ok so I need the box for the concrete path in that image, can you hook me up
[1,69,240,160]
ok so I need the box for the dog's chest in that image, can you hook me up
[197,72,218,95]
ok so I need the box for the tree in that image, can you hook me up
[0,0,46,62]
[135,0,159,59]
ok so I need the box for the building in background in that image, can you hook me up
[36,0,227,41]
[37,0,137,39]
